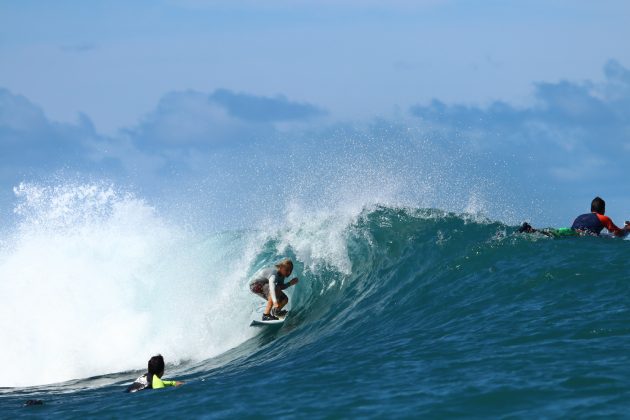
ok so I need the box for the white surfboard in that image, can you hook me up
[250,313,288,327]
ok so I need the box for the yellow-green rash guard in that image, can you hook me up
[151,375,177,389]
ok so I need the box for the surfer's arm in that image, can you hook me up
[151,375,182,389]
[280,278,299,290]
[597,214,626,237]
[151,376,168,389]
[160,380,176,387]
[161,380,182,387]
[269,275,278,304]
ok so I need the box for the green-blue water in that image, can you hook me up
[2,206,630,418]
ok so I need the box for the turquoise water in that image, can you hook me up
[2,205,630,418]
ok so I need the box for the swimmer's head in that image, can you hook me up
[148,355,165,378]
[591,197,606,215]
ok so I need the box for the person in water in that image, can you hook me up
[250,258,299,321]
[126,355,183,393]
[519,196,629,237]
[571,196,629,237]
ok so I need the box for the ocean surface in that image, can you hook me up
[2,185,630,418]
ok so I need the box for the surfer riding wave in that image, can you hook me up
[250,259,299,321]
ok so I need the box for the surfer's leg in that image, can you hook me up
[262,284,273,315]
[277,290,288,309]
[264,298,273,315]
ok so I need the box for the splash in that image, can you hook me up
[0,183,258,387]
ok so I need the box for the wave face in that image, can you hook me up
[2,186,630,417]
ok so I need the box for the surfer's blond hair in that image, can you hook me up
[275,259,293,270]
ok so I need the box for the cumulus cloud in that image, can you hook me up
[0,87,327,193]
[409,60,630,185]
[2,62,630,225]
[128,89,324,153]
[0,89,116,180]
[129,90,264,151]
[209,89,325,123]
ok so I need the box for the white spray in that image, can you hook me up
[0,183,258,387]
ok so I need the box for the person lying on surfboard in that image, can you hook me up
[519,196,630,237]
[249,258,299,321]
[571,196,629,237]
[126,354,183,393]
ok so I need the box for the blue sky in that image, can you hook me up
[2,0,629,132]
[1,0,630,227]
